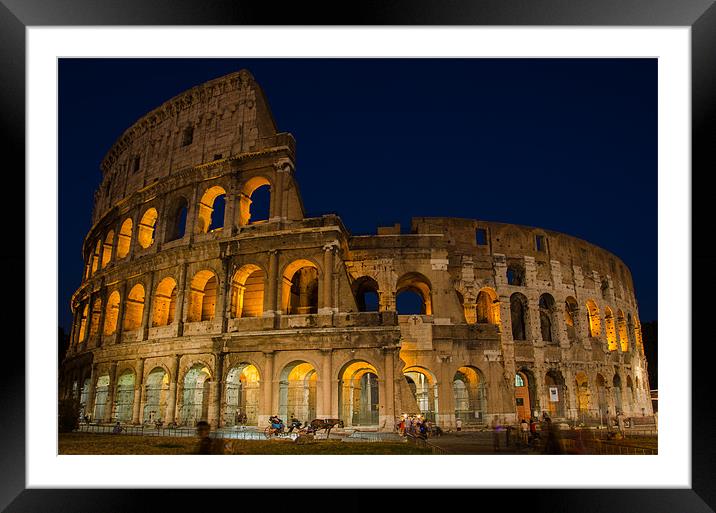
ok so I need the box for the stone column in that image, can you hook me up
[165,354,181,425]
[127,211,139,262]
[96,289,108,348]
[223,190,237,237]
[265,250,279,315]
[132,357,145,424]
[80,295,93,346]
[141,273,155,341]
[103,362,118,423]
[115,281,128,342]
[382,346,396,430]
[270,164,283,221]
[208,352,225,428]
[217,258,230,332]
[318,349,333,418]
[320,242,337,314]
[260,351,274,426]
[186,185,200,244]
[174,262,188,336]
[437,355,455,429]
[85,363,97,422]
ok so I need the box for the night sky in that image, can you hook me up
[58,58,657,332]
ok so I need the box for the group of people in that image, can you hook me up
[396,415,440,439]
[268,414,306,434]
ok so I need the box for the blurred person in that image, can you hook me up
[196,421,224,454]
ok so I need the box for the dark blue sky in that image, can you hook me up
[58,58,657,331]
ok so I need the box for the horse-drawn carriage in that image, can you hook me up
[264,417,344,440]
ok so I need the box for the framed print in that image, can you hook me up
[3,0,715,511]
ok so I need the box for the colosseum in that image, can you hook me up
[60,69,653,433]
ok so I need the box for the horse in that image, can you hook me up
[309,418,344,437]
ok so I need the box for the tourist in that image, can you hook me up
[520,418,529,447]
[616,411,626,437]
[195,420,224,454]
[456,418,462,432]
[112,422,123,434]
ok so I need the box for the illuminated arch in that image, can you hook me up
[476,287,500,325]
[281,259,319,315]
[114,370,135,423]
[103,291,120,335]
[339,360,380,427]
[91,240,101,275]
[617,309,629,352]
[179,363,212,426]
[604,306,617,351]
[143,367,169,424]
[116,218,133,259]
[574,371,590,416]
[197,185,226,233]
[137,208,158,249]
[152,277,177,326]
[586,299,601,338]
[403,366,439,421]
[396,272,432,315]
[453,366,486,424]
[188,270,218,322]
[224,363,260,426]
[565,296,579,341]
[230,264,265,318]
[101,230,114,268]
[352,276,380,312]
[238,176,272,226]
[278,361,318,423]
[88,298,102,337]
[122,283,145,331]
[77,303,89,342]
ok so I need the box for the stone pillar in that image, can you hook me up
[165,354,181,425]
[132,357,145,424]
[103,362,118,423]
[437,355,455,429]
[265,250,279,315]
[186,185,200,244]
[260,351,274,426]
[85,363,97,422]
[95,289,108,347]
[561,366,578,421]
[115,281,128,342]
[208,352,225,428]
[320,242,337,314]
[127,211,139,262]
[270,164,284,221]
[141,273,155,340]
[224,190,237,237]
[318,349,332,418]
[381,346,396,430]
[217,258,229,332]
[175,262,188,335]
[80,295,93,346]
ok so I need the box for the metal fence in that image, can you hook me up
[559,437,657,455]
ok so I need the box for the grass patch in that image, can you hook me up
[59,433,432,455]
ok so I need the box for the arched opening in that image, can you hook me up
[101,231,114,268]
[626,375,635,410]
[617,309,629,352]
[143,367,169,424]
[453,366,486,425]
[103,291,120,335]
[539,293,556,342]
[403,367,438,421]
[596,373,608,422]
[565,296,578,341]
[278,361,317,424]
[224,364,260,426]
[545,370,566,418]
[91,240,101,275]
[188,270,218,322]
[601,279,610,300]
[339,361,380,427]
[93,374,110,422]
[613,374,623,413]
[476,288,500,325]
[88,298,102,337]
[506,264,525,286]
[80,378,90,419]
[113,371,135,423]
[152,277,177,327]
[396,272,432,315]
[137,208,158,249]
[122,284,145,331]
[116,218,133,259]
[604,307,617,351]
[281,260,319,315]
[78,303,88,342]
[352,276,379,312]
[575,371,590,420]
[230,264,265,318]
[164,196,188,242]
[180,364,212,426]
[238,176,272,226]
[510,293,528,341]
[586,300,601,338]
[514,369,536,421]
[197,186,227,233]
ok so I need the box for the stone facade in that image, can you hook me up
[60,69,653,431]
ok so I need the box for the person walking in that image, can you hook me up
[616,411,626,438]
[456,418,462,433]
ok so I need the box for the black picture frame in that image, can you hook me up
[2,1,713,511]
